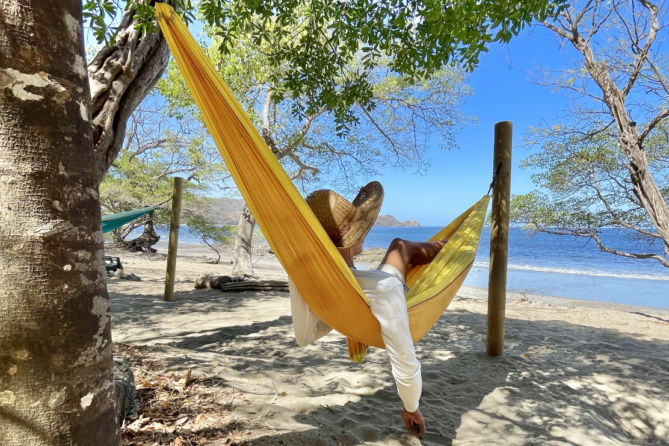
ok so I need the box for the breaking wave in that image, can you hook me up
[472,261,669,281]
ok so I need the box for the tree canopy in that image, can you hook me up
[84,0,568,133]
[158,21,474,193]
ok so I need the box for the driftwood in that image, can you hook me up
[218,280,289,292]
[194,274,288,292]
[123,219,159,253]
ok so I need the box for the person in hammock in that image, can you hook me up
[289,181,447,437]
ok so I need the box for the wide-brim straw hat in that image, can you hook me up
[306,181,384,248]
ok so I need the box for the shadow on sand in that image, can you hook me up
[111,288,669,446]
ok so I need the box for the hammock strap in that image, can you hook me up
[487,162,502,195]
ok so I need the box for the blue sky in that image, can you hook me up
[371,26,575,226]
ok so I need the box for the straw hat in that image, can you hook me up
[306,181,384,248]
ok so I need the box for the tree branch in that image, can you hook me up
[286,152,320,176]
[640,107,669,143]
[529,226,669,268]
[359,106,403,155]
[591,170,662,239]
[590,231,669,267]
[89,2,174,184]
[621,0,659,98]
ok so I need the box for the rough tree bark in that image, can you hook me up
[231,205,257,276]
[88,0,173,184]
[113,356,138,425]
[0,1,120,444]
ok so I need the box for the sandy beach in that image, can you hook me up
[108,244,669,446]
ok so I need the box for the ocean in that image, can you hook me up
[146,225,669,310]
[366,227,669,310]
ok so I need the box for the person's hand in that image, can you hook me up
[402,407,426,437]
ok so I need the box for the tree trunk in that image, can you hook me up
[622,134,669,256]
[111,227,124,244]
[231,205,257,277]
[231,92,277,276]
[113,355,138,425]
[122,217,160,253]
[202,237,221,264]
[0,1,119,445]
[568,28,669,257]
[88,1,174,185]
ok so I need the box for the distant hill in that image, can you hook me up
[205,198,421,227]
[205,197,246,225]
[374,214,421,227]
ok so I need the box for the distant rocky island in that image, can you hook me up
[206,197,420,227]
[374,214,421,227]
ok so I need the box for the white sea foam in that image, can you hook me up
[472,261,669,281]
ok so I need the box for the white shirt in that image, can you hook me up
[289,267,422,412]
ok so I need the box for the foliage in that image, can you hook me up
[83,0,567,132]
[83,0,195,44]
[203,0,568,130]
[511,0,669,268]
[186,214,234,263]
[511,131,665,231]
[100,102,230,246]
[157,25,474,193]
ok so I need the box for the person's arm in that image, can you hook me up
[289,279,332,346]
[362,274,424,433]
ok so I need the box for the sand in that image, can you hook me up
[108,244,669,446]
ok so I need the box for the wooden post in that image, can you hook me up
[487,121,512,357]
[164,177,184,302]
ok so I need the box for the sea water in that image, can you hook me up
[141,225,669,309]
[366,227,669,309]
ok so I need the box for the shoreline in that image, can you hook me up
[141,241,669,315]
[456,284,669,318]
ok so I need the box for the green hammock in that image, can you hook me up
[101,207,156,234]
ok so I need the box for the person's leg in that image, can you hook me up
[379,238,447,280]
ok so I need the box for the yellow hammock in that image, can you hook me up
[156,4,489,362]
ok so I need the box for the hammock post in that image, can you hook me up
[164,177,184,302]
[487,121,512,357]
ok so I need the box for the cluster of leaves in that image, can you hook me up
[83,0,195,44]
[511,124,669,261]
[100,103,233,248]
[201,0,567,130]
[100,108,221,208]
[511,0,669,267]
[84,0,567,133]
[158,22,474,194]
[514,131,630,227]
[186,214,234,263]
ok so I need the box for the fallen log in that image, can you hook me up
[194,274,288,292]
[218,280,289,292]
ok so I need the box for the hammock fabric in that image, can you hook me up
[101,206,155,234]
[156,4,489,362]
